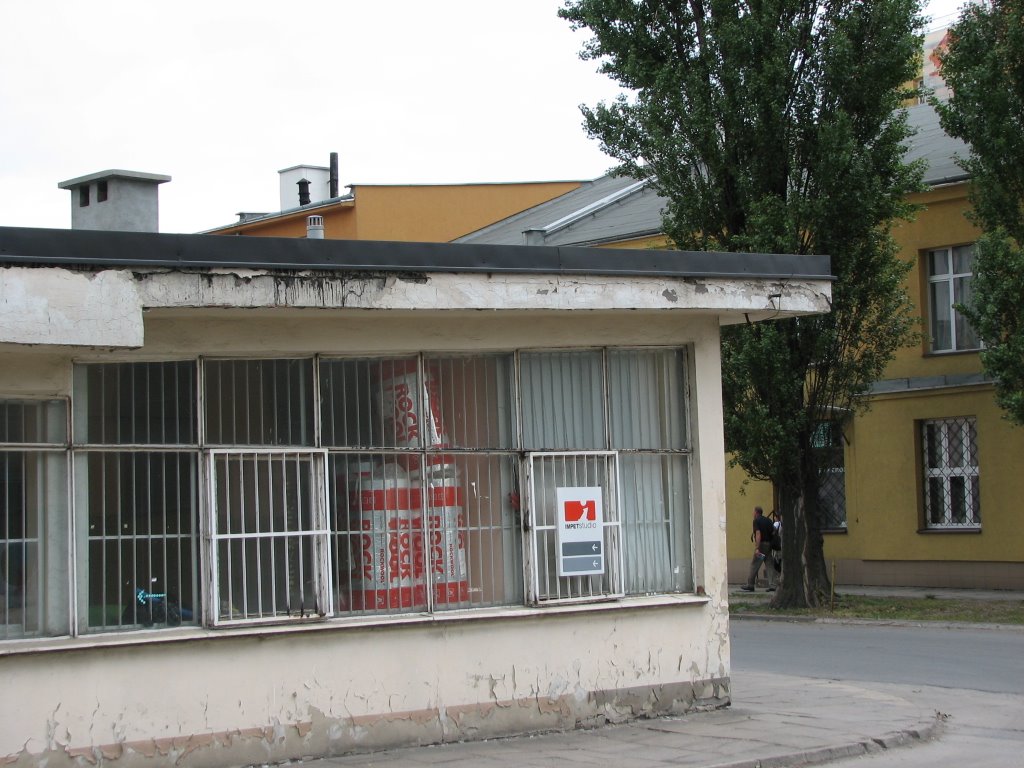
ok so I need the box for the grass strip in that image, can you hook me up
[729,594,1024,625]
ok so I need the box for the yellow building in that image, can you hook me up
[204,154,583,243]
[458,104,1024,590]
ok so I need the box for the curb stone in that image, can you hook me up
[705,714,943,768]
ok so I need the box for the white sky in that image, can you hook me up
[0,0,968,234]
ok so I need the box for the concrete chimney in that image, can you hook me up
[58,170,171,232]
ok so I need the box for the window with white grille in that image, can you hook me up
[921,417,980,529]
[0,400,69,639]
[208,450,331,625]
[53,347,694,637]
[927,245,980,352]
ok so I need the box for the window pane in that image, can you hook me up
[929,281,952,351]
[952,244,975,274]
[74,362,196,445]
[331,452,522,615]
[0,400,66,444]
[619,454,691,593]
[204,359,313,446]
[953,276,980,349]
[928,248,950,277]
[320,357,427,449]
[426,355,515,450]
[520,351,605,450]
[608,349,687,450]
[79,452,198,631]
[1,451,69,639]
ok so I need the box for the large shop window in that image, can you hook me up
[921,417,980,530]
[927,245,980,353]
[28,348,693,640]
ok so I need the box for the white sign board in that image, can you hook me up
[556,486,604,576]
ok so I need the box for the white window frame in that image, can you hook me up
[927,244,979,353]
[206,448,333,626]
[524,451,625,605]
[921,417,980,529]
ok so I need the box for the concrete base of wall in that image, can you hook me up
[729,558,1024,590]
[5,678,730,768]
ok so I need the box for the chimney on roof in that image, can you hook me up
[329,152,339,199]
[57,169,171,232]
[297,178,311,206]
[306,215,324,239]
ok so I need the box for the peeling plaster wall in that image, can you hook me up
[1,603,729,767]
[0,268,143,347]
[132,269,830,318]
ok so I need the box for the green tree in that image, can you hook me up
[560,0,925,606]
[935,0,1024,426]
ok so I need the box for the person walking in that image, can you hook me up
[741,506,777,592]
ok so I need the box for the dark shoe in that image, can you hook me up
[766,587,776,592]
[740,585,754,592]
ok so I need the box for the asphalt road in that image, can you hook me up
[730,619,1024,767]
[731,619,1024,693]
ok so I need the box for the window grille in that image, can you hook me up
[77,451,199,630]
[812,422,847,530]
[0,400,69,640]
[527,452,624,603]
[204,359,313,446]
[208,450,331,625]
[922,417,980,528]
[927,245,979,352]
[73,362,200,633]
[47,348,695,640]
[330,451,523,616]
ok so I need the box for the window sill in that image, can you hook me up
[917,526,982,534]
[0,593,710,658]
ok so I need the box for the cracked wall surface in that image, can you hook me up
[1,603,730,767]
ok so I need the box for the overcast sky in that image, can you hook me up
[0,0,967,234]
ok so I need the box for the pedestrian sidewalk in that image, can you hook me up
[282,584,1020,768]
[294,670,938,768]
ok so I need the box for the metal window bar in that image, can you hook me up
[526,451,624,604]
[203,360,314,446]
[922,417,980,528]
[77,451,199,632]
[208,449,331,626]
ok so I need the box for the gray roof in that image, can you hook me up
[0,226,831,281]
[905,103,970,186]
[457,104,969,248]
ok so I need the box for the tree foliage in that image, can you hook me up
[935,0,1024,425]
[560,0,925,606]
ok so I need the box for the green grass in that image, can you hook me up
[729,593,1024,625]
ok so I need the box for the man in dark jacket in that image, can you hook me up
[740,506,777,592]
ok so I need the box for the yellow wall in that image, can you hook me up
[212,182,582,242]
[830,385,1024,565]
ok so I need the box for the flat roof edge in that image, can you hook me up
[0,227,833,282]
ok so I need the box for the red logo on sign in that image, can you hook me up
[564,499,596,522]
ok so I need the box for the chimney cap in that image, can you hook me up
[58,169,171,190]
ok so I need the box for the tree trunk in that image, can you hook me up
[770,447,832,608]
